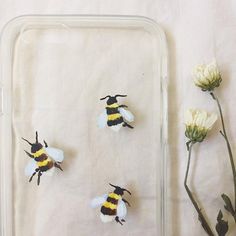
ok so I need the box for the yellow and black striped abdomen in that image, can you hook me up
[106,103,123,127]
[101,193,121,216]
[33,148,53,172]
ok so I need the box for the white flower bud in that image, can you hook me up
[193,61,222,91]
[185,109,217,142]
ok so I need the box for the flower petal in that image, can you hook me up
[184,109,194,125]
[205,113,218,129]
[195,110,207,127]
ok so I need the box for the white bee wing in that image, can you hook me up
[118,108,134,122]
[117,200,127,218]
[44,167,55,176]
[45,147,64,162]
[91,194,108,208]
[98,110,107,128]
[100,214,115,223]
[24,159,37,176]
[110,124,122,132]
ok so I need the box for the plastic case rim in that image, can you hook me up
[0,15,168,236]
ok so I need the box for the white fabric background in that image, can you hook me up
[0,0,236,236]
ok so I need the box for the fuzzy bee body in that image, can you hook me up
[98,95,134,132]
[33,148,53,171]
[22,132,64,185]
[91,184,131,225]
[106,103,124,128]
[101,192,121,219]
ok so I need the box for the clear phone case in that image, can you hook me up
[0,15,168,236]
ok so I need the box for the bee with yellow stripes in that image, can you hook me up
[98,95,134,132]
[91,183,131,225]
[22,131,64,185]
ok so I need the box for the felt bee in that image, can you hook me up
[98,94,134,132]
[91,183,131,225]
[22,131,64,185]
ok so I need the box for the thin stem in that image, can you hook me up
[184,142,215,236]
[211,91,236,217]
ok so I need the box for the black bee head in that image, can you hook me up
[31,143,43,153]
[109,183,131,196]
[100,95,127,105]
[22,131,43,153]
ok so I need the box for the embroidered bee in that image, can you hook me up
[98,95,134,132]
[91,183,131,225]
[22,131,64,185]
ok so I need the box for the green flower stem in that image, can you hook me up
[210,91,236,220]
[184,142,215,236]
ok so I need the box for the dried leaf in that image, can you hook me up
[221,194,235,216]
[215,210,229,236]
[217,210,223,221]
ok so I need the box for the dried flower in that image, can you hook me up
[193,61,222,91]
[185,109,217,142]
[184,109,218,235]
